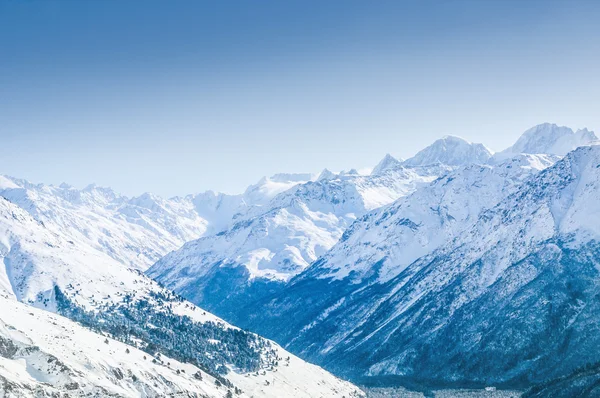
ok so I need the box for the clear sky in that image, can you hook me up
[1,0,599,197]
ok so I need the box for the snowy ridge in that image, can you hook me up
[371,154,404,175]
[0,195,141,309]
[305,153,558,283]
[151,161,448,285]
[148,162,447,321]
[350,144,600,381]
[245,173,317,205]
[496,123,598,159]
[3,122,600,393]
[149,126,570,343]
[238,144,600,388]
[0,293,232,397]
[403,135,493,167]
[0,195,363,397]
[189,172,316,234]
[0,172,315,273]
[0,292,363,398]
[0,177,209,270]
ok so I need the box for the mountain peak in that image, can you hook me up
[371,153,403,175]
[499,123,598,158]
[317,168,337,181]
[403,135,493,167]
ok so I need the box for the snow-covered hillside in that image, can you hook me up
[0,293,363,398]
[151,134,499,312]
[226,151,559,361]
[0,176,209,270]
[238,143,600,388]
[191,173,317,234]
[371,154,404,176]
[305,153,558,284]
[327,144,600,385]
[0,195,363,397]
[148,130,559,332]
[148,160,450,320]
[0,172,315,272]
[0,292,235,397]
[3,121,599,395]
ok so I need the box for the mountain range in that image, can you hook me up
[0,180,362,397]
[2,122,599,397]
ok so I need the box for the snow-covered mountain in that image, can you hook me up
[403,135,493,167]
[371,154,404,175]
[225,151,558,361]
[0,172,315,273]
[3,121,599,395]
[0,293,362,398]
[0,195,363,397]
[190,173,318,235]
[148,161,450,321]
[304,153,558,284]
[236,143,600,389]
[0,293,251,397]
[496,122,598,159]
[0,292,224,397]
[0,176,209,270]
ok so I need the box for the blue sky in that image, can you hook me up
[1,0,599,197]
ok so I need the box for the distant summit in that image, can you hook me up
[497,123,598,159]
[317,168,337,181]
[403,135,493,167]
[371,154,403,175]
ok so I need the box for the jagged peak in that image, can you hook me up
[317,168,337,181]
[371,153,403,175]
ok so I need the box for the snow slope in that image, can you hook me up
[371,154,404,175]
[0,292,231,397]
[148,162,447,321]
[0,196,363,397]
[240,144,600,388]
[189,173,316,235]
[0,172,315,273]
[0,177,209,270]
[3,121,598,393]
[151,132,498,309]
[305,153,558,284]
[229,152,558,361]
[0,292,363,398]
[495,123,598,159]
